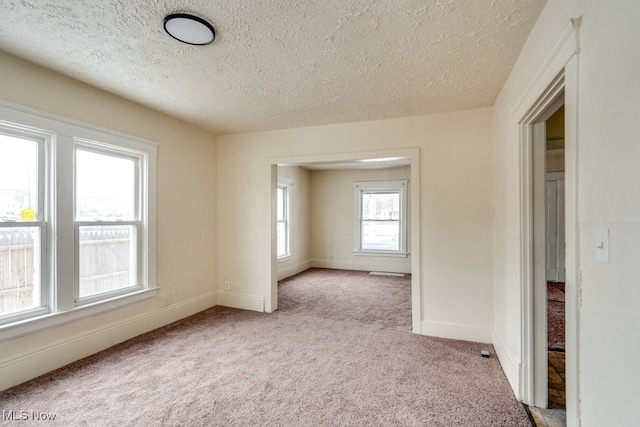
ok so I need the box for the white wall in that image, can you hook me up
[217,108,494,342]
[492,0,640,425]
[0,52,218,390]
[276,166,311,280]
[310,166,411,273]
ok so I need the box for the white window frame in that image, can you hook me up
[0,125,50,324]
[73,141,145,305]
[0,101,157,341]
[276,176,292,261]
[353,180,408,257]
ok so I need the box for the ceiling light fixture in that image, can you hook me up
[163,13,215,45]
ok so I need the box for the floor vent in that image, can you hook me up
[369,271,405,277]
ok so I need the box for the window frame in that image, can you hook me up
[276,176,292,261]
[73,141,145,305]
[0,124,50,324]
[353,180,408,257]
[0,101,157,341]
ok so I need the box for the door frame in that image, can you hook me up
[519,57,580,423]
[546,172,566,283]
[264,148,422,334]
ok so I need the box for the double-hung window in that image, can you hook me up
[276,176,292,260]
[0,129,46,320]
[354,180,408,256]
[75,143,142,303]
[0,102,156,338]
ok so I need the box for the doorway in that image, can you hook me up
[518,67,578,420]
[543,106,566,411]
[265,148,422,334]
[529,93,565,410]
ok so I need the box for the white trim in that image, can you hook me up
[0,101,158,149]
[276,260,311,281]
[532,121,549,407]
[277,176,293,187]
[0,291,216,391]
[421,319,493,344]
[216,291,264,312]
[512,20,578,119]
[353,251,408,258]
[546,172,565,181]
[0,288,157,342]
[563,55,581,427]
[310,258,411,274]
[493,330,520,394]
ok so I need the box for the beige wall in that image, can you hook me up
[276,166,311,280]
[493,0,640,425]
[0,52,218,390]
[310,166,411,273]
[217,107,494,342]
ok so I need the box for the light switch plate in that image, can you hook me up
[595,228,610,263]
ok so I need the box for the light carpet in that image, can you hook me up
[0,268,531,426]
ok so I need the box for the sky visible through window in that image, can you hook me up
[75,149,135,221]
[0,135,136,221]
[0,134,38,220]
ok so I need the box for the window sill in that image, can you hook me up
[277,255,292,263]
[353,251,409,258]
[0,287,157,343]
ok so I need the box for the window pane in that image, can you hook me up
[79,225,136,298]
[0,134,39,222]
[76,150,136,221]
[0,227,42,316]
[277,187,285,221]
[362,192,399,220]
[277,222,287,257]
[362,220,400,251]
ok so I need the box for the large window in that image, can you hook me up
[75,145,141,302]
[354,180,408,256]
[0,102,156,336]
[276,176,292,259]
[0,132,45,319]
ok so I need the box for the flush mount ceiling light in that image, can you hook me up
[163,13,215,45]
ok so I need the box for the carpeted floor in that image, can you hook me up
[0,268,531,426]
[547,282,565,351]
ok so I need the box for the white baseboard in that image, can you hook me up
[216,291,264,312]
[310,258,410,274]
[492,330,521,399]
[0,292,217,391]
[421,319,493,344]
[277,260,311,280]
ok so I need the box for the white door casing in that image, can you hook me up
[546,173,566,282]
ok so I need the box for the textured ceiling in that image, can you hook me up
[0,0,546,135]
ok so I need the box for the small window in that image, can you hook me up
[277,176,292,259]
[354,180,408,256]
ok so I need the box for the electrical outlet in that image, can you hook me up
[224,281,230,291]
[172,284,178,296]
[329,255,333,261]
